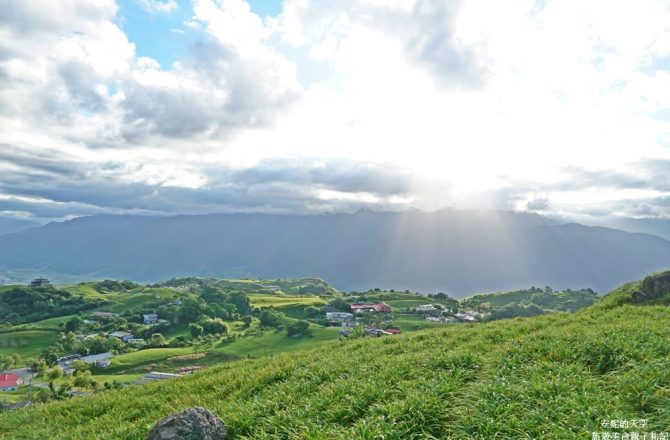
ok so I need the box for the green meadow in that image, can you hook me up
[2,278,670,438]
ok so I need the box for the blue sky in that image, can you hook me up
[117,0,283,68]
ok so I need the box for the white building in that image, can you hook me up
[326,312,354,323]
[415,304,438,313]
[143,313,158,324]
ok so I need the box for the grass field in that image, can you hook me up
[0,330,57,359]
[214,325,340,358]
[248,294,327,308]
[2,294,669,439]
[104,347,196,373]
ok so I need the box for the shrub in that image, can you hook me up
[286,320,310,337]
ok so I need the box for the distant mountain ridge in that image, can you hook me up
[0,210,669,296]
[0,217,39,235]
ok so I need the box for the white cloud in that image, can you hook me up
[137,0,179,14]
[1,0,670,221]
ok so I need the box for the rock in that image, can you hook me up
[634,271,670,304]
[146,407,227,440]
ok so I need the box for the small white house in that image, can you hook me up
[143,313,158,324]
[126,338,146,345]
[415,304,438,313]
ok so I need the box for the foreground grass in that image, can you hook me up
[2,302,669,439]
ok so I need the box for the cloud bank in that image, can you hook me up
[0,0,669,222]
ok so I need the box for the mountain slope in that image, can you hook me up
[0,211,669,295]
[1,278,669,439]
[0,217,39,235]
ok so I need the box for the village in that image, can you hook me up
[0,277,494,411]
[326,300,487,337]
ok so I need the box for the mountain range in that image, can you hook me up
[0,217,39,235]
[0,210,669,296]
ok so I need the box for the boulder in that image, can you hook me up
[633,271,670,304]
[146,407,227,440]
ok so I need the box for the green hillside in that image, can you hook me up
[460,286,599,315]
[2,274,669,439]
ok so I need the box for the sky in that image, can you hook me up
[1,0,670,223]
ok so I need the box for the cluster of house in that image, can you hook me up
[77,312,165,347]
[326,302,393,324]
[413,304,485,323]
[454,311,486,322]
[423,310,482,323]
[56,352,115,373]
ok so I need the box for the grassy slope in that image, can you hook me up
[0,330,58,359]
[2,298,669,439]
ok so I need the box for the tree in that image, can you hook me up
[178,297,209,324]
[34,359,48,377]
[35,388,52,403]
[10,353,20,368]
[63,331,78,351]
[303,306,321,318]
[201,318,228,335]
[48,366,64,381]
[65,317,84,333]
[328,298,352,313]
[189,323,203,337]
[85,335,123,355]
[150,333,167,347]
[241,315,253,328]
[72,359,89,373]
[49,380,71,400]
[286,320,310,336]
[73,370,93,388]
[259,310,283,328]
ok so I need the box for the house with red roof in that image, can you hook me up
[0,373,20,391]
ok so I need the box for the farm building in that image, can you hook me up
[326,312,354,323]
[351,302,392,313]
[143,313,158,324]
[0,374,20,391]
[81,352,114,365]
